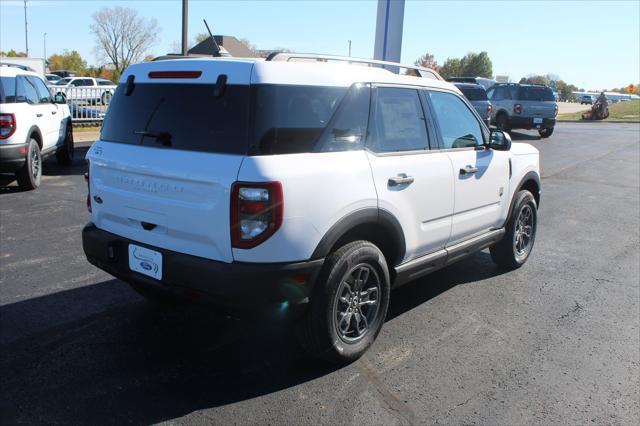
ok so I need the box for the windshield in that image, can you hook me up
[100,83,250,154]
[518,86,555,101]
[459,87,488,101]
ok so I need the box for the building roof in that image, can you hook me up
[188,36,255,58]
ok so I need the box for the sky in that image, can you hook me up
[1,0,638,90]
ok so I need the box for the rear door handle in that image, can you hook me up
[388,174,415,186]
[460,165,478,175]
[36,113,43,117]
[51,110,57,115]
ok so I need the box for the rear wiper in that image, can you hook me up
[134,130,172,146]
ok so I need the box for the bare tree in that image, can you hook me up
[90,6,160,80]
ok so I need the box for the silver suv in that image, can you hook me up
[487,83,558,138]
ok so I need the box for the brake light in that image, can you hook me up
[0,113,16,139]
[554,104,558,117]
[231,182,283,249]
[84,164,91,213]
[487,104,493,118]
[148,71,202,79]
[513,103,523,114]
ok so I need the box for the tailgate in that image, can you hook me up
[88,141,243,262]
[524,101,556,118]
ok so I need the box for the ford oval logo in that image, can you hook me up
[140,261,153,271]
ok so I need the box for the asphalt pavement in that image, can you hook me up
[1,122,638,425]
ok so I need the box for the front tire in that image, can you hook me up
[538,127,554,138]
[16,139,42,190]
[490,190,537,270]
[298,241,390,364]
[56,123,74,166]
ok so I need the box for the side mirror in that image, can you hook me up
[54,94,66,104]
[489,129,512,151]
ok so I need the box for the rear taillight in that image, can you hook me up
[513,104,523,114]
[554,104,558,117]
[0,113,16,139]
[487,104,493,118]
[84,163,91,213]
[231,182,283,249]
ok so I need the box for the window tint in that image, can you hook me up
[492,86,509,100]
[428,91,484,149]
[0,76,16,103]
[56,78,72,86]
[101,83,249,154]
[518,86,555,101]
[98,80,115,86]
[29,76,52,103]
[368,87,428,152]
[17,76,39,104]
[317,84,370,152]
[252,85,347,155]
[459,87,488,101]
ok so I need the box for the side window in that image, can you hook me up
[28,76,52,103]
[17,76,39,104]
[428,91,484,149]
[368,87,428,153]
[486,87,495,99]
[509,85,519,100]
[317,84,370,152]
[70,79,82,87]
[82,79,94,87]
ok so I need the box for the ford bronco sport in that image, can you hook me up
[82,54,541,363]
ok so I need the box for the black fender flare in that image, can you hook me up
[504,171,541,226]
[25,125,43,148]
[310,208,406,266]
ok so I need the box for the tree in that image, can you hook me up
[47,50,87,73]
[438,58,463,79]
[195,33,209,44]
[1,49,28,57]
[90,6,160,81]
[519,75,549,85]
[556,80,577,102]
[460,52,492,78]
[414,53,439,72]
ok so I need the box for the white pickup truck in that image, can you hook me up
[49,77,116,105]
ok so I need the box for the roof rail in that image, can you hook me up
[265,52,443,81]
[0,62,35,72]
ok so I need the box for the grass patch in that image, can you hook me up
[558,100,640,122]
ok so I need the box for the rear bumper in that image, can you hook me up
[0,143,27,173]
[508,116,556,130]
[82,223,323,307]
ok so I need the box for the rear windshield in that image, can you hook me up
[0,76,16,103]
[459,87,488,101]
[251,85,347,155]
[518,86,555,101]
[100,83,250,154]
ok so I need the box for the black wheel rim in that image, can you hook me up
[332,264,381,343]
[513,204,534,261]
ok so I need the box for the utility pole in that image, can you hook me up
[348,40,352,57]
[181,0,188,55]
[43,33,47,64]
[374,0,405,70]
[24,0,29,56]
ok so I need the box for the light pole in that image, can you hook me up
[348,40,351,57]
[24,0,29,56]
[43,32,47,64]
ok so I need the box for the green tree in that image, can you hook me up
[556,80,577,102]
[519,75,549,85]
[438,58,463,79]
[460,51,492,78]
[47,50,87,72]
[1,49,28,57]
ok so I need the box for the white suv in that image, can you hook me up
[0,65,74,190]
[82,55,541,363]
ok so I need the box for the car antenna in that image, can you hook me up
[203,19,221,57]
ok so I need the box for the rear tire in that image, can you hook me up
[101,91,112,105]
[538,127,554,138]
[490,190,537,270]
[56,123,74,166]
[297,240,390,364]
[496,113,510,132]
[16,139,42,190]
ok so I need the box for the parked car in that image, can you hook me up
[0,64,74,190]
[447,76,497,91]
[82,55,541,363]
[50,77,116,105]
[49,70,77,78]
[45,73,62,83]
[487,83,558,138]
[580,95,593,105]
[454,82,492,127]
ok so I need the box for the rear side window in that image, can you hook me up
[100,83,250,154]
[16,76,40,104]
[428,91,484,149]
[252,85,347,155]
[0,77,16,103]
[316,84,370,152]
[368,87,429,153]
[28,76,52,103]
[459,87,488,101]
[518,86,555,101]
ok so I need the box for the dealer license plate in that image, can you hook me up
[128,244,162,280]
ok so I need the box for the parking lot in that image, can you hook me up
[1,122,638,424]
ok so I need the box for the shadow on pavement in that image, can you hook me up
[509,130,541,141]
[1,251,504,424]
